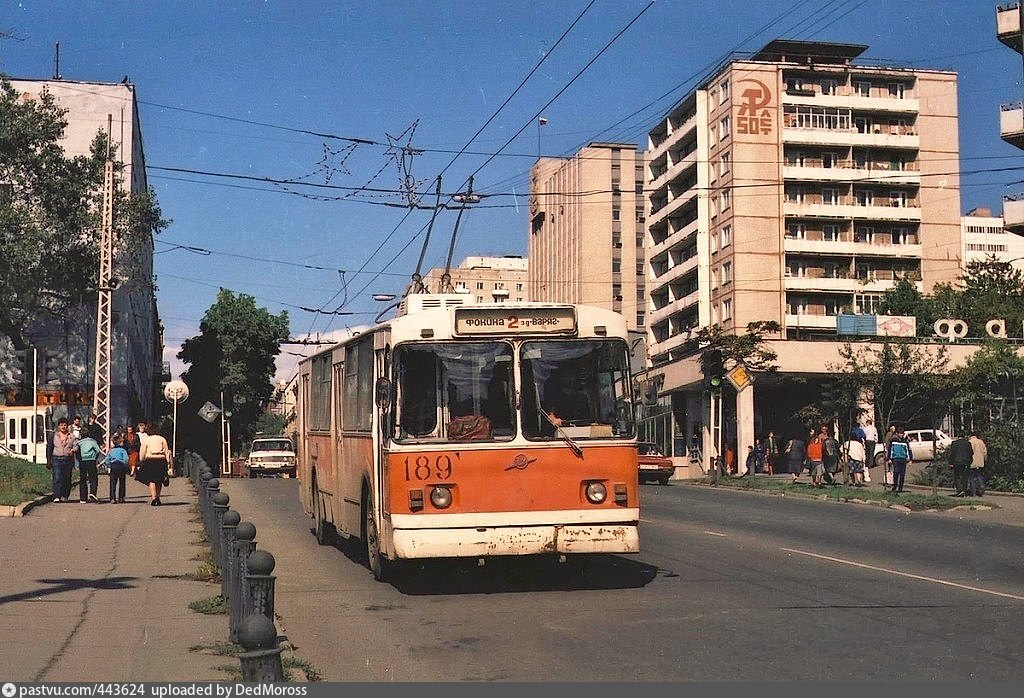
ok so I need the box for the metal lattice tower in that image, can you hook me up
[92,122,114,448]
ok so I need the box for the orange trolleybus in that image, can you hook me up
[296,294,640,581]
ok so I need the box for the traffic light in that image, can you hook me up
[702,349,725,391]
[40,350,61,385]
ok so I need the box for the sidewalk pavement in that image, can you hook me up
[0,475,231,682]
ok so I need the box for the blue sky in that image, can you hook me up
[2,0,1021,382]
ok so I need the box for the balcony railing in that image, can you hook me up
[1001,102,1024,149]
[997,4,1022,53]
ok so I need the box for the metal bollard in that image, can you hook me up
[211,492,230,565]
[229,521,257,643]
[244,550,276,623]
[237,614,283,682]
[198,471,212,519]
[220,510,240,600]
[204,478,221,538]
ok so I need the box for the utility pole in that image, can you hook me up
[93,115,114,449]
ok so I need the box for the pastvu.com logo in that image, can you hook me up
[2,682,17,698]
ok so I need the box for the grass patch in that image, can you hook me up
[283,656,324,682]
[190,641,239,656]
[191,640,324,682]
[0,456,53,506]
[700,475,992,512]
[189,595,228,615]
[184,550,221,583]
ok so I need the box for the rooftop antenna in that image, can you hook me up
[53,41,61,79]
[441,176,480,294]
[409,176,443,295]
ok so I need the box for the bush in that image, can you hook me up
[984,421,1024,481]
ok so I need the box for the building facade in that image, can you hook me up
[997,3,1024,235]
[5,78,163,437]
[421,255,529,303]
[962,207,1024,271]
[642,40,963,473]
[528,142,646,331]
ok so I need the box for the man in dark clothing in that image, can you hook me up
[887,426,912,494]
[786,436,807,484]
[946,434,973,497]
[821,430,841,485]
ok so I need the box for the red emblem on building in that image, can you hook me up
[736,79,773,135]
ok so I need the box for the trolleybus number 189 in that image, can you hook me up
[404,453,456,481]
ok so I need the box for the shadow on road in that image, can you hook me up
[0,576,137,604]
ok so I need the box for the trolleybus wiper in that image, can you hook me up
[541,407,584,459]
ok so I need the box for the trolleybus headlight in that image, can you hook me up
[430,485,453,509]
[584,481,607,504]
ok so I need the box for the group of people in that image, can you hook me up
[46,416,174,506]
[945,430,989,497]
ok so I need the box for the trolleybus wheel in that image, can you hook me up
[364,491,390,582]
[312,478,331,546]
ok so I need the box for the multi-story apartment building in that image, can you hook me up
[962,207,1024,270]
[421,255,529,303]
[4,78,163,432]
[528,142,646,331]
[997,3,1024,234]
[643,40,962,472]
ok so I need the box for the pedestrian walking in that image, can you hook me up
[744,445,758,476]
[136,421,173,506]
[967,430,987,497]
[807,431,826,488]
[101,437,131,503]
[785,435,807,484]
[946,433,973,497]
[882,424,897,486]
[76,430,103,503]
[842,431,867,487]
[764,431,780,475]
[85,412,106,445]
[887,426,911,494]
[46,417,77,502]
[861,419,878,471]
[821,429,841,485]
[124,424,142,477]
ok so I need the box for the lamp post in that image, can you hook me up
[163,380,189,465]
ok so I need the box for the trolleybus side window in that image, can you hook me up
[393,342,514,443]
[309,354,331,431]
[343,336,374,433]
[521,339,635,440]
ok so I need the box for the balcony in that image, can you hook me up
[784,276,917,294]
[784,238,922,258]
[1001,102,1024,149]
[786,313,838,330]
[783,201,921,222]
[782,164,919,186]
[998,4,1022,53]
[1004,194,1024,235]
[784,91,919,115]
[783,126,918,149]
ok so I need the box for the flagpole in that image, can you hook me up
[537,117,547,157]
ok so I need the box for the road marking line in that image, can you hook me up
[781,547,1024,602]
[703,531,727,537]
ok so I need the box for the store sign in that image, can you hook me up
[933,318,1022,341]
[836,314,916,337]
[454,307,576,335]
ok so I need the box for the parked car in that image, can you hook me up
[637,441,674,485]
[245,436,297,478]
[868,428,952,466]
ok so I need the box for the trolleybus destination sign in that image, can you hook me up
[454,307,577,335]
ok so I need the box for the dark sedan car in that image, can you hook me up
[637,441,674,485]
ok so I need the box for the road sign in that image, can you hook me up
[163,379,189,403]
[726,363,753,392]
[198,401,222,424]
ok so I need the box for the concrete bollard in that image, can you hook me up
[211,492,230,565]
[229,521,257,643]
[237,614,283,682]
[244,550,276,624]
[198,471,212,518]
[204,478,221,538]
[220,510,240,600]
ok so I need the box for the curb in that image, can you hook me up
[0,493,53,518]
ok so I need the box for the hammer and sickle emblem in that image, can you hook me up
[505,453,538,471]
[737,79,772,114]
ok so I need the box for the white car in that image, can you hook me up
[870,428,952,465]
[245,436,297,478]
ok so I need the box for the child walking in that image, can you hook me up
[102,437,131,503]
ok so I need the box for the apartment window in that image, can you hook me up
[636,313,645,327]
[824,261,841,279]
[476,296,484,303]
[820,79,837,96]
[854,116,870,134]
[719,116,731,140]
[515,283,523,291]
[636,262,644,276]
[722,261,733,285]
[887,82,905,98]
[720,79,730,101]
[855,293,883,314]
[787,260,807,277]
[786,186,805,204]
[788,151,806,167]
[476,282,484,290]
[612,260,621,273]
[854,150,868,169]
[721,189,731,210]
[788,298,805,315]
[854,81,871,97]
[494,282,505,290]
[612,209,621,221]
[613,283,622,301]
[855,226,874,243]
[822,152,838,168]
[711,231,719,250]
[635,182,644,196]
[857,262,873,280]
[721,298,733,321]
[823,299,841,316]
[721,224,732,249]
[889,154,906,171]
[855,189,873,206]
[822,188,840,205]
[822,224,839,242]
[786,223,807,239]
[889,191,907,208]
[892,228,910,244]
[720,151,731,176]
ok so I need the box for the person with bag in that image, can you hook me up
[102,436,131,503]
[136,422,173,506]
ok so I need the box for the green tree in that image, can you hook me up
[695,320,781,373]
[177,290,290,460]
[877,277,939,337]
[0,77,167,351]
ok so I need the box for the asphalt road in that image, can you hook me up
[217,477,1024,682]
